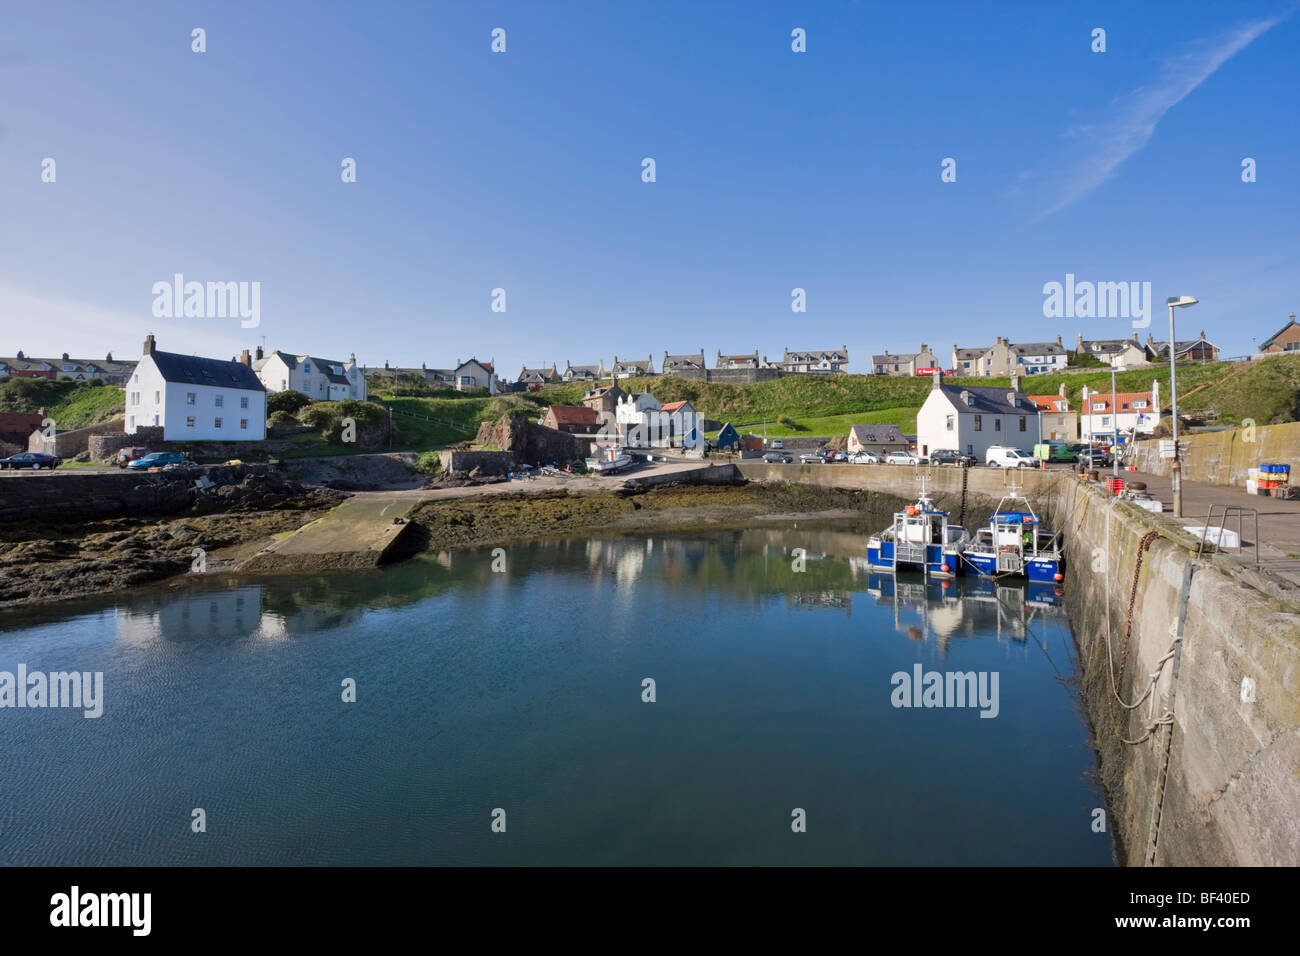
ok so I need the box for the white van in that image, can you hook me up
[985,446,1036,468]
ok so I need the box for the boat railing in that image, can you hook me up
[896,542,926,564]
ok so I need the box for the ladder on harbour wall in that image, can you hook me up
[958,466,969,527]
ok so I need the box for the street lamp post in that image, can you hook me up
[1110,366,1119,479]
[1166,295,1198,517]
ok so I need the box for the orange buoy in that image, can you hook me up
[1054,572,1064,582]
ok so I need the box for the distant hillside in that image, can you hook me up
[0,379,125,429]
[532,355,1300,436]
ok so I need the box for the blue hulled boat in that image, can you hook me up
[961,491,1063,583]
[866,475,969,579]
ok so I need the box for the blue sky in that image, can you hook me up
[2,0,1297,373]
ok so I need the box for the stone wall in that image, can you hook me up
[89,426,165,461]
[29,420,125,458]
[0,472,194,522]
[1060,474,1300,865]
[439,450,516,474]
[672,367,784,384]
[1129,421,1300,487]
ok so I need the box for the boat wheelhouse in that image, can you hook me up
[962,492,1063,583]
[866,475,969,578]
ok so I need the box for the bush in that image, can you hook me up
[777,414,800,429]
[300,400,389,446]
[267,410,298,426]
[414,451,442,475]
[1067,352,1106,369]
[267,390,313,415]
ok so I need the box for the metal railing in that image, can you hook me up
[1195,504,1259,567]
[896,543,926,564]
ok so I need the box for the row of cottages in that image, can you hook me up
[369,358,499,394]
[526,347,849,384]
[126,335,268,441]
[916,373,1042,458]
[0,351,137,383]
[1079,382,1161,442]
[1260,313,1299,353]
[251,347,367,401]
[777,346,848,374]
[951,337,1070,377]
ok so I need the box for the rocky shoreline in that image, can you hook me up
[0,474,906,610]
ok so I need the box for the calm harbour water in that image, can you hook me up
[0,527,1113,866]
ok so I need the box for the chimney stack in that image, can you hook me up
[143,334,156,356]
[931,368,941,390]
[1055,335,1062,346]
[239,349,251,367]
[255,345,264,361]
[105,352,113,361]
[62,352,69,361]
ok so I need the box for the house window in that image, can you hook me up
[154,391,160,403]
[1092,403,1106,412]
[186,416,195,427]
[153,414,159,426]
[214,417,223,429]
[304,363,311,373]
[995,419,1001,432]
[1101,416,1110,428]
[240,419,248,430]
[128,416,134,429]
[1019,416,1026,432]
[974,415,982,431]
[945,414,954,431]
[187,392,196,405]
[241,396,249,409]
[1132,400,1147,409]
[215,395,224,408]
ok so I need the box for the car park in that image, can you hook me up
[0,451,63,470]
[928,449,976,467]
[985,446,1037,468]
[762,451,793,463]
[884,451,920,465]
[849,450,881,464]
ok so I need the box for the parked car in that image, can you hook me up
[928,449,976,467]
[0,451,63,470]
[762,451,793,463]
[799,451,825,464]
[126,452,191,471]
[985,445,1037,468]
[849,450,881,464]
[768,439,784,449]
[115,446,152,468]
[884,451,920,465]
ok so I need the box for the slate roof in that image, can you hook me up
[1013,341,1066,355]
[849,424,907,444]
[938,385,1033,415]
[149,350,266,391]
[663,353,706,371]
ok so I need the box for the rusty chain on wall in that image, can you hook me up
[1118,529,1162,687]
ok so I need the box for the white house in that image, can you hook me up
[649,400,703,448]
[126,335,267,441]
[251,348,367,401]
[615,391,662,445]
[1080,382,1160,441]
[916,374,1040,458]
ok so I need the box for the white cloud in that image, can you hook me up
[1031,13,1288,221]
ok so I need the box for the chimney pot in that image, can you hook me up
[61,352,69,361]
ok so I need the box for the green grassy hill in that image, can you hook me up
[531,354,1300,438]
[0,379,125,429]
[374,391,547,448]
